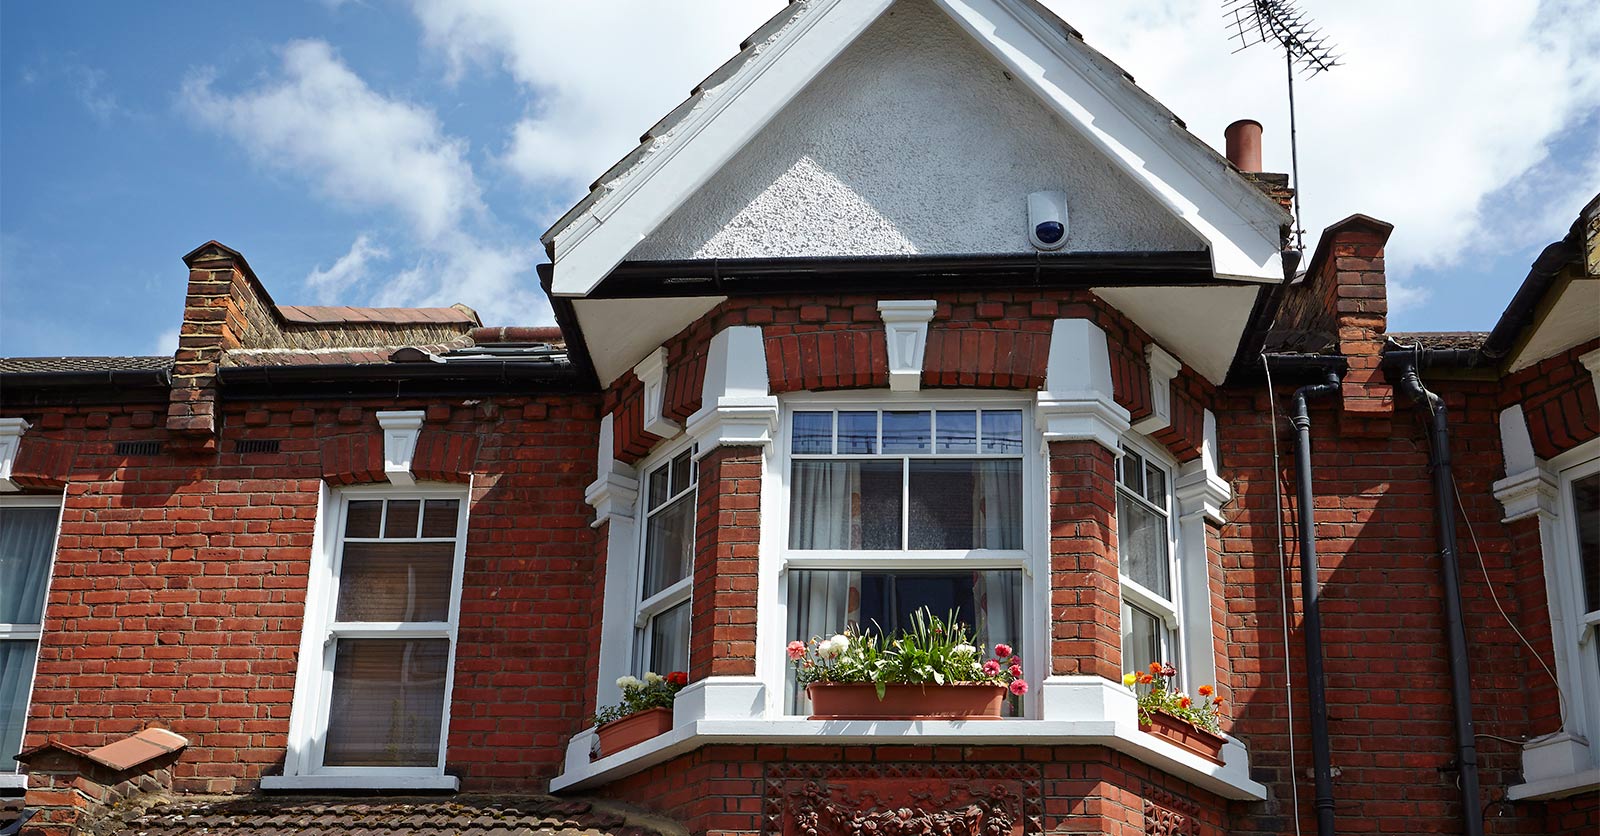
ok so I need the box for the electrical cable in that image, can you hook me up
[1263,355,1306,836]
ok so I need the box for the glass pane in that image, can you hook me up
[1119,449,1144,494]
[908,460,1022,550]
[670,450,694,496]
[421,500,460,539]
[323,638,449,767]
[789,460,903,550]
[1123,605,1165,685]
[648,463,670,510]
[1573,472,1600,614]
[1145,464,1168,506]
[882,411,931,454]
[336,542,455,622]
[1118,491,1170,598]
[384,500,421,539]
[344,501,382,539]
[786,570,1023,714]
[980,411,1024,455]
[642,493,695,597]
[935,411,978,454]
[647,601,691,676]
[0,505,57,624]
[837,412,877,454]
[792,411,834,455]
[1,640,39,769]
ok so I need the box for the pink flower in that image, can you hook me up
[787,641,806,661]
[994,644,1013,659]
[1008,664,1023,679]
[982,660,1001,676]
[1160,663,1177,678]
[1008,679,1028,696]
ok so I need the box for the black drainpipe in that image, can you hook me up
[1387,349,1485,836]
[1290,369,1342,836]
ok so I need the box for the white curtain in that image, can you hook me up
[790,462,861,549]
[975,570,1021,654]
[975,461,1022,550]
[786,570,862,712]
[1,506,57,624]
[0,641,37,769]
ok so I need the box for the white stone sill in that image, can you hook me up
[0,773,26,791]
[259,774,459,792]
[550,717,1265,801]
[1506,767,1600,801]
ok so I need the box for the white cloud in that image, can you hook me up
[305,234,388,303]
[409,0,784,197]
[1386,278,1432,320]
[152,328,180,356]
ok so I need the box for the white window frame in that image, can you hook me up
[269,482,469,791]
[1115,436,1185,686]
[0,494,64,789]
[1556,451,1600,756]
[767,391,1047,717]
[632,439,698,677]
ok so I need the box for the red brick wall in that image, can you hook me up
[1501,337,1600,459]
[1046,441,1122,680]
[690,447,762,681]
[13,393,599,794]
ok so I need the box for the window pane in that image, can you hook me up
[0,506,57,625]
[421,500,460,539]
[1145,464,1168,506]
[792,411,834,455]
[837,412,877,454]
[1123,605,1165,681]
[642,494,695,597]
[648,464,670,510]
[336,542,456,622]
[980,411,1024,455]
[1119,450,1144,494]
[935,411,977,454]
[1573,472,1600,614]
[344,501,382,539]
[1118,491,1170,598]
[1,640,38,770]
[670,450,694,496]
[647,601,690,676]
[384,500,421,539]
[882,411,931,454]
[323,638,449,768]
[908,460,1022,550]
[789,460,903,550]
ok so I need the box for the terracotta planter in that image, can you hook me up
[806,683,1006,720]
[596,706,672,756]
[1139,710,1226,764]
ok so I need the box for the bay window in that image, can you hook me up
[0,496,60,783]
[1560,457,1600,753]
[1117,444,1180,682]
[779,403,1034,714]
[635,446,696,676]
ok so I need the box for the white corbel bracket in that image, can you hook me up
[1493,405,1558,521]
[878,300,938,392]
[1035,319,1129,455]
[375,410,424,486]
[1130,344,1183,435]
[1581,348,1600,407]
[0,417,30,492]
[685,326,779,453]
[633,347,682,438]
[1175,409,1231,524]
[586,413,640,527]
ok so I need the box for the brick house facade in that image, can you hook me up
[2,2,1597,834]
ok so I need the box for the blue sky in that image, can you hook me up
[3,1,1596,359]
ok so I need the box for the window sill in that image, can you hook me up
[1506,767,1600,801]
[0,773,27,791]
[259,774,459,792]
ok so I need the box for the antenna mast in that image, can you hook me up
[1224,0,1341,251]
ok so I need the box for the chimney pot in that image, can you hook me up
[1224,119,1264,172]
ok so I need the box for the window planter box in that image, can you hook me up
[596,707,673,757]
[806,683,1006,720]
[1139,710,1226,764]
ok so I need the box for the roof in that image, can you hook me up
[1387,332,1489,351]
[277,305,479,327]
[0,356,172,375]
[102,795,678,836]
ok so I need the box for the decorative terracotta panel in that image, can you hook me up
[1142,785,1201,836]
[763,763,1043,836]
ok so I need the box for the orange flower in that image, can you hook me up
[1198,685,1213,697]
[1137,673,1154,684]
[1214,698,1225,708]
[1148,662,1161,675]
[1179,696,1192,709]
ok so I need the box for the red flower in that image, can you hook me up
[1160,664,1177,678]
[982,660,1002,676]
[1197,685,1213,697]
[994,644,1013,659]
[1009,679,1028,696]
[1008,664,1023,679]
[665,671,688,687]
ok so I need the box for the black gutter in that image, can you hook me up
[1287,367,1342,836]
[1481,230,1581,363]
[0,368,173,407]
[215,361,588,400]
[538,266,601,390]
[1384,347,1484,836]
[545,251,1229,300]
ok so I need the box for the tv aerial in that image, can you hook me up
[1223,0,1343,250]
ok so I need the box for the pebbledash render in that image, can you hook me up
[1,3,1597,836]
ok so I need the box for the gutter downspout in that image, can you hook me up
[1290,370,1342,836]
[1390,352,1485,836]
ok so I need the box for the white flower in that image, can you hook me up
[952,644,977,657]
[643,672,663,685]
[820,634,849,659]
[616,675,642,690]
[972,661,984,674]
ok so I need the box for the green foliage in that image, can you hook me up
[1126,663,1223,734]
[592,671,686,727]
[788,608,1025,698]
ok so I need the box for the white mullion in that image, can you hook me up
[0,626,42,640]
[901,454,911,551]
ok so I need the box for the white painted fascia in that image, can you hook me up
[632,347,682,438]
[1036,319,1130,454]
[932,0,1285,283]
[547,0,895,296]
[878,300,938,392]
[585,414,641,528]
[0,417,30,492]
[375,411,424,486]
[685,326,779,452]
[1130,344,1183,435]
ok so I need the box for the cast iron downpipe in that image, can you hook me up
[1290,370,1342,836]
[1390,354,1485,836]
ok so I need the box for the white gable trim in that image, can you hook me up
[546,0,1285,297]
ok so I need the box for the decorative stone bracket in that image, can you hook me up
[877,300,938,392]
[376,410,425,486]
[1130,344,1183,435]
[632,347,682,438]
[0,417,29,492]
[685,326,779,452]
[1035,319,1130,455]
